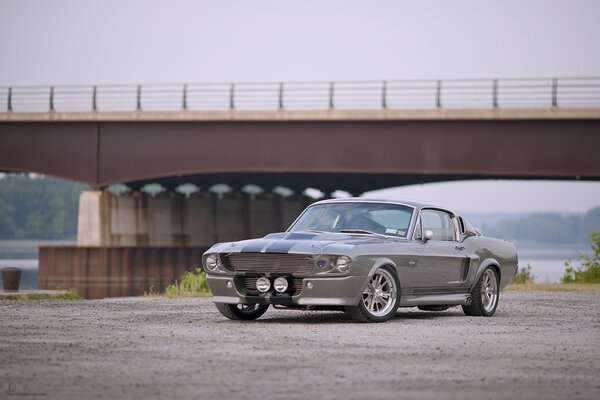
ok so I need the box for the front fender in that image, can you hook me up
[352,257,400,305]
[367,257,399,279]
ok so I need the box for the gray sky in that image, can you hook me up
[1,0,599,212]
[1,0,600,85]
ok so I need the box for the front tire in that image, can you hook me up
[462,267,499,317]
[215,303,269,321]
[345,265,400,323]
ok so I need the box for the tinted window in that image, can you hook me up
[421,210,455,241]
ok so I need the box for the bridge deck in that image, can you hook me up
[2,107,600,122]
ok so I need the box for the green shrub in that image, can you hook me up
[511,263,535,284]
[164,268,211,297]
[562,231,600,283]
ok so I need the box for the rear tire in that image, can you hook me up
[345,265,400,323]
[215,303,269,320]
[462,267,499,317]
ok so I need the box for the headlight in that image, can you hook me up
[205,254,220,272]
[336,256,351,273]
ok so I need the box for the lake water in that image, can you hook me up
[0,240,74,292]
[514,242,590,283]
[0,240,593,291]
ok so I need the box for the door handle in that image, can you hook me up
[455,245,465,251]
[408,259,416,266]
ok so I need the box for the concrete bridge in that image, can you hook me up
[2,77,600,297]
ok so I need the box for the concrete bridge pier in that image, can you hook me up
[76,190,312,246]
[39,190,314,298]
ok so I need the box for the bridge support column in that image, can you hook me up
[77,191,111,246]
[77,190,311,247]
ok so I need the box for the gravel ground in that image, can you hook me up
[1,291,599,400]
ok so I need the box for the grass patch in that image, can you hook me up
[1,289,82,300]
[505,283,600,292]
[145,268,212,298]
[510,264,535,284]
[562,231,600,283]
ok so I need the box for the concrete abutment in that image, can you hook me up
[77,190,311,246]
[41,190,314,298]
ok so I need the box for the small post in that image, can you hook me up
[436,80,442,109]
[7,87,12,112]
[492,79,499,108]
[1,267,22,292]
[92,86,98,111]
[182,84,188,110]
[329,81,335,109]
[551,78,558,107]
[136,85,142,111]
[382,81,388,109]
[278,82,284,110]
[229,83,235,110]
[49,86,55,112]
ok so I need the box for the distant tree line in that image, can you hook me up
[481,207,600,244]
[0,174,599,242]
[0,174,87,239]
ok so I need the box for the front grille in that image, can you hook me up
[242,276,303,294]
[223,253,314,274]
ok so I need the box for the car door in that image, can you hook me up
[414,209,467,292]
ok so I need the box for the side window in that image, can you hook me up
[421,210,455,241]
[458,216,465,234]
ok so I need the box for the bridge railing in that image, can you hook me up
[1,77,599,113]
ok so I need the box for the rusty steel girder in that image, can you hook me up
[1,119,599,192]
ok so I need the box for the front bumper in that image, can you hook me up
[206,274,366,306]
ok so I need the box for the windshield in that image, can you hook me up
[289,203,414,238]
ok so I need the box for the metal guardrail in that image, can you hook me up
[1,78,599,113]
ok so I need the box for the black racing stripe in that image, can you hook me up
[264,240,299,253]
[285,232,318,240]
[240,240,275,253]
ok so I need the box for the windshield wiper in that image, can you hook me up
[339,229,389,240]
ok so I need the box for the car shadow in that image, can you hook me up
[396,309,464,320]
[231,308,465,325]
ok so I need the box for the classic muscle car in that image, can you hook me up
[202,198,518,322]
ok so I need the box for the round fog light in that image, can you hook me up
[256,277,271,293]
[226,281,233,289]
[274,277,288,293]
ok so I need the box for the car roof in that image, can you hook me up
[311,197,451,212]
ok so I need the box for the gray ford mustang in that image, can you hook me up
[202,198,518,323]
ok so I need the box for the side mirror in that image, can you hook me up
[462,229,477,238]
[424,230,434,241]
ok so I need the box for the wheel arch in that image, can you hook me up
[356,257,402,303]
[472,258,501,290]
[368,257,399,278]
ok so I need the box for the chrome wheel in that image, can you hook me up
[462,266,500,317]
[362,268,398,317]
[480,269,498,313]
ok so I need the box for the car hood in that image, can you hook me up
[208,231,406,256]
